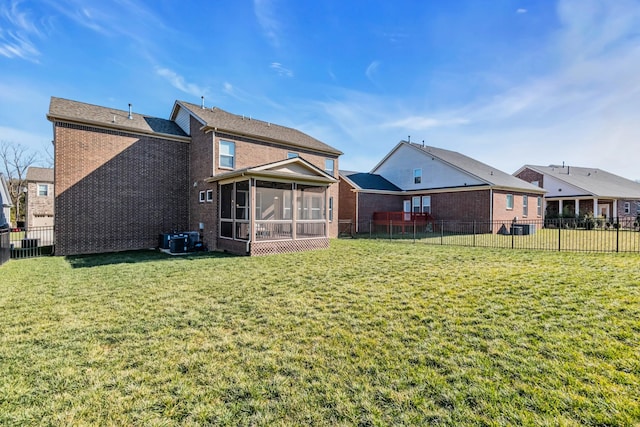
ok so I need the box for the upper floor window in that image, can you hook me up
[325,159,335,176]
[219,140,235,169]
[413,168,422,184]
[288,152,299,159]
[506,194,514,210]
[38,184,48,196]
[523,195,528,217]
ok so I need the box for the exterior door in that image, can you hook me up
[403,200,411,221]
[600,204,610,219]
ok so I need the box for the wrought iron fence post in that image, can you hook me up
[473,220,476,247]
[369,219,372,239]
[511,223,515,249]
[558,218,562,252]
[616,216,620,253]
[413,220,416,243]
[440,220,444,245]
[389,220,392,240]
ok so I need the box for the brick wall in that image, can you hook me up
[431,190,491,221]
[514,168,544,188]
[358,193,404,223]
[338,178,356,223]
[188,116,218,249]
[26,181,54,227]
[54,123,189,255]
[211,132,340,238]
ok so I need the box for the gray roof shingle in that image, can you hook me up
[522,165,640,198]
[340,170,401,191]
[48,97,188,138]
[409,143,544,193]
[177,101,342,156]
[26,167,54,182]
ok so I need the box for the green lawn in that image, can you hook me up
[1,240,639,426]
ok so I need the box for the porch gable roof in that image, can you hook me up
[205,157,337,185]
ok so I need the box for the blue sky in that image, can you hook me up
[2,0,640,180]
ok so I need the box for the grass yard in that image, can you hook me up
[0,240,639,425]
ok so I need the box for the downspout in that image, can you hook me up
[354,189,359,233]
[489,188,493,223]
[245,174,252,255]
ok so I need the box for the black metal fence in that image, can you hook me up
[343,217,640,253]
[0,228,9,266]
[8,226,55,259]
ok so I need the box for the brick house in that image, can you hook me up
[340,141,545,232]
[25,167,54,228]
[0,173,12,228]
[47,97,341,256]
[514,164,640,220]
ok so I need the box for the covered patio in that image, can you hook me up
[207,158,337,256]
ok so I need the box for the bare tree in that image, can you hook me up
[0,141,38,225]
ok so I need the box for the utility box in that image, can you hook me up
[169,236,187,253]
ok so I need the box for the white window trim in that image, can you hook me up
[506,194,514,210]
[37,183,49,196]
[219,140,235,170]
[199,191,205,203]
[206,189,213,202]
[413,168,422,184]
[325,159,335,176]
[523,195,528,217]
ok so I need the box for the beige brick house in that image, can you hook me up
[25,167,54,228]
[47,97,341,256]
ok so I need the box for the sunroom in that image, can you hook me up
[206,158,337,256]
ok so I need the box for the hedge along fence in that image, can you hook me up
[345,217,640,253]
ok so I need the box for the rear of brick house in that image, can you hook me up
[48,97,341,256]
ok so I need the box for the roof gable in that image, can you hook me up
[174,101,342,156]
[206,157,337,184]
[26,167,54,182]
[1,174,12,208]
[520,165,640,198]
[372,141,544,193]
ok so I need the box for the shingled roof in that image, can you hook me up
[47,97,188,140]
[407,143,545,193]
[176,101,342,156]
[26,167,54,182]
[340,170,401,191]
[520,165,640,199]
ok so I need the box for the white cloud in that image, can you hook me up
[156,68,207,97]
[254,0,281,47]
[365,61,380,84]
[516,8,527,14]
[270,62,293,77]
[0,0,42,61]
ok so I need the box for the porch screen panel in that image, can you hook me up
[220,183,233,238]
[296,184,327,238]
[255,181,293,240]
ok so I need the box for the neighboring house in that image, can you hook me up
[0,174,12,228]
[514,164,640,220]
[47,97,341,256]
[25,167,55,228]
[339,141,546,232]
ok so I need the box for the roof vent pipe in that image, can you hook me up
[201,96,205,109]
[128,103,133,120]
